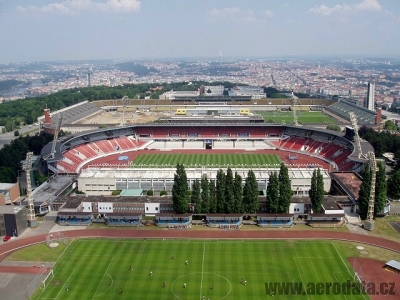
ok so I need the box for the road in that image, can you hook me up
[0,124,40,149]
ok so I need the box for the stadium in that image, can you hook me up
[1,97,398,300]
[36,97,376,223]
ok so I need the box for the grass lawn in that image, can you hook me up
[259,111,336,124]
[131,153,282,168]
[32,239,367,300]
[368,215,400,241]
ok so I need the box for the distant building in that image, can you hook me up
[366,82,375,111]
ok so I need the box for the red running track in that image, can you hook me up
[1,229,399,261]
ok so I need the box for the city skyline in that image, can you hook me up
[1,0,400,63]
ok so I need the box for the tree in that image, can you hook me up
[387,169,400,199]
[224,168,234,213]
[209,179,217,213]
[200,176,210,213]
[190,179,201,213]
[216,169,226,213]
[374,162,386,215]
[278,163,292,213]
[309,168,324,213]
[233,172,243,213]
[384,120,398,131]
[358,164,372,220]
[266,171,279,213]
[243,170,259,213]
[172,163,189,214]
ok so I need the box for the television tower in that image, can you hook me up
[219,50,222,64]
[76,68,79,87]
[87,67,93,87]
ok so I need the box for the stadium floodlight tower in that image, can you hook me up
[45,114,63,160]
[23,152,38,228]
[349,112,366,159]
[119,95,129,127]
[290,90,299,126]
[364,151,378,231]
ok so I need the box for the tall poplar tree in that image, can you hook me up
[224,167,234,213]
[266,171,279,213]
[243,170,259,213]
[374,162,387,216]
[172,163,189,214]
[309,168,324,213]
[191,179,201,213]
[358,164,372,220]
[200,175,210,213]
[278,163,292,213]
[216,169,226,213]
[233,172,243,213]
[209,179,217,213]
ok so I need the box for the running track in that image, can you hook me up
[1,229,399,260]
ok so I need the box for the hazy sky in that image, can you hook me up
[1,0,399,63]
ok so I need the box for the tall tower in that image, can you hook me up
[76,68,79,87]
[219,50,222,64]
[87,71,91,87]
[366,82,375,111]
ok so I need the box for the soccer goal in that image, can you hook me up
[42,269,54,289]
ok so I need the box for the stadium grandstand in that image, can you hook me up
[324,99,382,125]
[40,123,372,180]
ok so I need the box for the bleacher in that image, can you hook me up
[50,101,102,127]
[56,137,145,172]
[325,100,376,125]
[256,214,294,228]
[57,212,92,226]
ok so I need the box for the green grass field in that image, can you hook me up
[131,153,282,168]
[260,111,336,124]
[32,240,367,300]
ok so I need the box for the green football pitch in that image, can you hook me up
[260,111,336,124]
[131,153,282,168]
[32,239,367,300]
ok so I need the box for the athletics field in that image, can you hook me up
[32,239,366,300]
[131,153,282,168]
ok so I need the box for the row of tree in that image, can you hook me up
[265,163,293,213]
[172,163,301,215]
[359,126,400,162]
[172,164,259,214]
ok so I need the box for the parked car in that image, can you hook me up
[3,236,11,242]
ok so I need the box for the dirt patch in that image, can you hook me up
[348,258,399,300]
[0,266,51,275]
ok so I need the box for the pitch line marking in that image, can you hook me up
[199,242,205,300]
[293,258,309,300]
[92,256,114,300]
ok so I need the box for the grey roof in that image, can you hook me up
[385,260,400,271]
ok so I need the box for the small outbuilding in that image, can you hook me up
[256,214,294,227]
[156,213,192,229]
[206,214,243,229]
[385,260,400,273]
